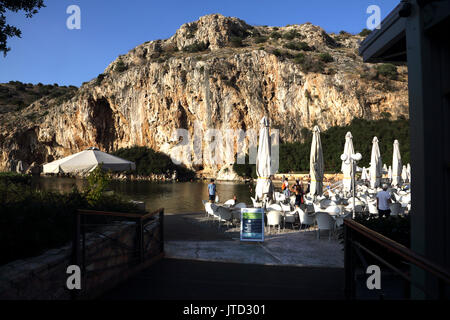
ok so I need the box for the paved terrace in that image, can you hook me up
[103,212,345,300]
[164,212,344,268]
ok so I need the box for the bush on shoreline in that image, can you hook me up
[112,146,196,181]
[0,171,141,266]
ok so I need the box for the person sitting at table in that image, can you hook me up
[231,195,237,207]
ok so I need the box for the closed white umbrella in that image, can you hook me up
[255,117,274,203]
[401,165,408,182]
[392,140,402,187]
[310,125,324,196]
[43,147,136,174]
[361,167,368,181]
[369,136,383,188]
[341,132,355,192]
[388,165,393,182]
[407,163,411,183]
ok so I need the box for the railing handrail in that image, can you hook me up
[77,208,164,220]
[344,219,450,285]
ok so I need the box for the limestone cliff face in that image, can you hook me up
[0,14,409,175]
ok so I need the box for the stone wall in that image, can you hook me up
[0,215,162,300]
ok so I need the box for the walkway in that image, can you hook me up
[102,212,345,299]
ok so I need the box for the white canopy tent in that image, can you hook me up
[309,125,324,196]
[392,140,402,187]
[369,136,383,189]
[341,132,355,193]
[43,147,136,174]
[255,117,274,204]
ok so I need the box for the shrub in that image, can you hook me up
[272,49,283,57]
[232,154,256,179]
[296,55,325,73]
[354,214,410,247]
[375,63,398,80]
[85,165,111,205]
[284,41,311,51]
[270,31,281,39]
[182,41,209,53]
[229,36,244,47]
[112,146,195,180]
[293,52,306,64]
[282,30,300,40]
[254,36,268,44]
[359,28,372,37]
[0,171,144,265]
[96,73,105,85]
[115,59,128,72]
[319,52,334,63]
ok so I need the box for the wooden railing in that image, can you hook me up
[72,207,164,299]
[344,218,450,299]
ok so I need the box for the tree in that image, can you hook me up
[0,0,45,56]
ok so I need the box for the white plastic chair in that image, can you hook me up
[290,196,297,206]
[266,211,282,234]
[305,204,315,214]
[204,201,215,220]
[325,206,341,215]
[315,212,335,240]
[275,192,286,202]
[389,202,402,216]
[211,205,233,230]
[267,203,282,212]
[224,199,235,206]
[368,202,379,215]
[280,202,292,213]
[234,202,247,209]
[320,199,337,209]
[251,197,262,208]
[298,208,315,230]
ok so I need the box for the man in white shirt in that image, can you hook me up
[376,184,392,218]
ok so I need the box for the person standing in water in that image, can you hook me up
[208,179,217,203]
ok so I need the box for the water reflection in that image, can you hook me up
[32,177,253,214]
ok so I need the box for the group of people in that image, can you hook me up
[208,177,395,218]
[281,177,310,205]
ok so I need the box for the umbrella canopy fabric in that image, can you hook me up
[401,165,408,182]
[309,126,324,196]
[255,117,274,202]
[361,167,368,181]
[392,140,402,187]
[43,147,136,174]
[407,163,411,183]
[341,131,355,192]
[369,136,383,188]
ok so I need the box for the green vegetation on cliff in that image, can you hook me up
[233,118,410,177]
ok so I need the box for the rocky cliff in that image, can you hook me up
[0,14,409,175]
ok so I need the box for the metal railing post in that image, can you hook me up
[344,223,355,299]
[71,211,81,300]
[160,209,164,253]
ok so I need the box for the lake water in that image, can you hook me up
[32,177,254,214]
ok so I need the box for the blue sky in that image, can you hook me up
[0,0,399,87]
